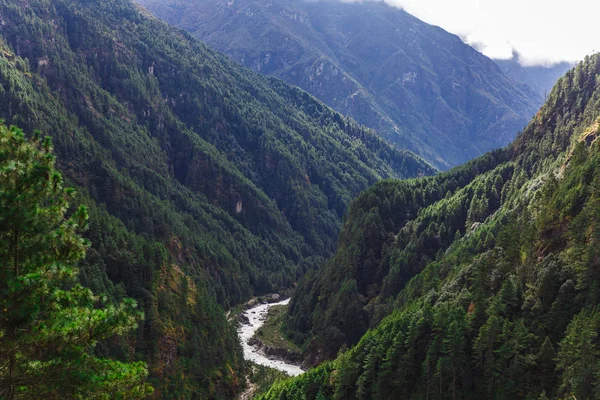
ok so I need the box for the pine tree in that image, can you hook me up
[556,309,600,400]
[0,124,152,399]
[537,336,557,391]
[441,318,467,400]
[334,348,358,400]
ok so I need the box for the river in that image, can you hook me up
[237,298,304,376]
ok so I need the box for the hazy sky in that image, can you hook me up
[381,0,599,66]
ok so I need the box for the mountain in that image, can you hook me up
[274,55,600,399]
[0,0,432,397]
[495,52,574,98]
[136,0,542,169]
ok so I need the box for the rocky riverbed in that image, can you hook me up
[237,298,304,376]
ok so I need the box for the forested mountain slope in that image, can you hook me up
[137,0,541,169]
[0,0,431,397]
[273,55,600,399]
[495,53,574,98]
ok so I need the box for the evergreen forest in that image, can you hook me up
[269,53,600,400]
[0,0,598,399]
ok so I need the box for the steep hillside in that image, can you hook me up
[0,0,431,397]
[495,53,574,98]
[278,54,600,400]
[137,0,541,169]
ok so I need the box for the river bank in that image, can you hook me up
[237,298,304,376]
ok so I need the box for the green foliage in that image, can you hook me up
[0,0,433,396]
[247,363,289,398]
[256,363,335,400]
[556,309,600,399]
[286,150,509,360]
[278,54,600,399]
[254,305,300,353]
[139,0,542,170]
[0,0,432,300]
[0,124,151,399]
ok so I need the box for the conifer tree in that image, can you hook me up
[0,124,152,399]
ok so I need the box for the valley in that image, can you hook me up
[259,54,600,400]
[0,0,596,399]
[0,0,432,396]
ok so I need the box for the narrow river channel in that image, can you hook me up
[237,298,304,376]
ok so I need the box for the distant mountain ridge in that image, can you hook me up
[494,53,574,98]
[138,0,543,169]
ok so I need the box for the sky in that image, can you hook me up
[379,0,599,66]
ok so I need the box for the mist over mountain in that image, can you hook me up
[137,0,543,169]
[494,53,574,98]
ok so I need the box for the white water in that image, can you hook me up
[237,298,305,376]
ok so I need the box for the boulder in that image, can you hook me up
[263,345,302,363]
[244,298,259,309]
[247,337,262,348]
[265,293,281,303]
[238,313,250,325]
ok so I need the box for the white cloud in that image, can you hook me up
[380,0,600,66]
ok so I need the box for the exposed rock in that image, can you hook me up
[263,345,302,363]
[264,293,281,303]
[37,56,49,67]
[244,298,258,309]
[469,222,482,232]
[247,337,262,347]
[247,336,302,364]
[238,313,250,325]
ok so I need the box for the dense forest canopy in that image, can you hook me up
[0,0,596,398]
[0,0,432,397]
[138,0,542,169]
[266,54,600,399]
[0,123,152,399]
